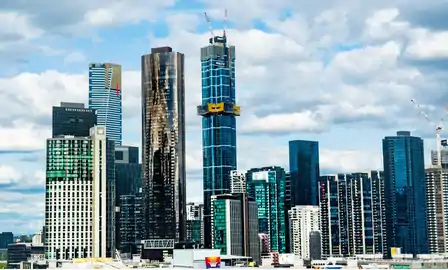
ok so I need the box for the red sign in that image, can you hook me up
[205,256,221,269]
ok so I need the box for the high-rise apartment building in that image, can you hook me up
[141,47,187,244]
[319,171,385,257]
[115,146,142,252]
[246,166,287,253]
[52,102,97,138]
[288,205,320,259]
[289,140,320,206]
[45,126,115,259]
[88,63,122,146]
[230,170,246,193]
[211,193,260,264]
[197,35,239,248]
[425,168,448,253]
[382,131,428,256]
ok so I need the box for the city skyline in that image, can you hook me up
[1,0,448,234]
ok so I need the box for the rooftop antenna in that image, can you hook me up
[204,12,215,43]
[223,9,228,38]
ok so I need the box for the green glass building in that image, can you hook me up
[246,166,287,253]
[211,193,260,264]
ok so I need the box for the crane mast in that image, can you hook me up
[411,99,443,168]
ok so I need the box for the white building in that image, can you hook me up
[45,126,115,259]
[426,167,448,254]
[186,202,203,221]
[32,230,43,246]
[230,170,246,193]
[288,205,320,259]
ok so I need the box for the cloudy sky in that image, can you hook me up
[1,0,448,234]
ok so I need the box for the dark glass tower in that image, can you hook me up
[141,47,186,242]
[198,35,239,248]
[115,146,142,251]
[52,102,96,137]
[382,131,428,256]
[289,140,320,206]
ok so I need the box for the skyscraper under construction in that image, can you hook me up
[197,27,240,247]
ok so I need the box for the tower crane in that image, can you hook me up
[411,99,444,168]
[204,12,216,43]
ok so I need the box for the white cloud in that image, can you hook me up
[0,11,43,41]
[64,51,86,64]
[405,30,448,60]
[2,0,448,232]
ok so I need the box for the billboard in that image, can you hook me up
[205,256,221,269]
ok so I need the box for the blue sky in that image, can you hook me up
[1,0,448,234]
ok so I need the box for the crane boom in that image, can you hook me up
[411,99,443,168]
[204,12,215,41]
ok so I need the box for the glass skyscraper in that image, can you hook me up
[246,166,287,253]
[289,140,320,206]
[197,35,239,248]
[88,62,122,146]
[382,131,428,256]
[141,47,187,243]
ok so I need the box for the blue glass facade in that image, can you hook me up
[88,63,122,146]
[198,36,239,248]
[382,131,428,256]
[246,166,287,253]
[289,140,320,206]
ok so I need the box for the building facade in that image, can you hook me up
[246,166,287,253]
[88,62,122,146]
[45,126,115,259]
[119,192,144,254]
[382,131,428,256]
[425,168,448,254]
[211,193,260,263]
[230,170,246,193]
[115,146,142,252]
[198,35,239,248]
[289,140,320,206]
[319,171,385,258]
[186,203,204,245]
[141,47,186,243]
[0,232,13,249]
[288,205,320,259]
[52,102,97,138]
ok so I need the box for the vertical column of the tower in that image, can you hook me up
[198,36,240,248]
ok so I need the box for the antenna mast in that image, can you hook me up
[223,9,228,38]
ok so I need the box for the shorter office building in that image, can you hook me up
[0,232,13,249]
[186,203,203,245]
[211,193,260,264]
[119,191,144,254]
[288,205,320,259]
[52,102,97,138]
[45,126,115,259]
[7,243,45,269]
[115,145,142,252]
